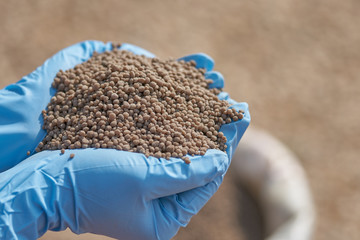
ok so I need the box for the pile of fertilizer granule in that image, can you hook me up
[36,46,243,163]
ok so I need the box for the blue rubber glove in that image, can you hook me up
[0,41,250,240]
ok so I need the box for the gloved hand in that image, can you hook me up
[0,41,250,240]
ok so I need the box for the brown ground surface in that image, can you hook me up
[1,1,360,239]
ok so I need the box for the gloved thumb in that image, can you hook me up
[217,96,250,160]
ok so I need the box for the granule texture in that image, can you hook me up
[37,46,243,163]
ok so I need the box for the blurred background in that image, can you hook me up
[1,0,359,239]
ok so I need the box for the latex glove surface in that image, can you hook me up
[0,41,250,240]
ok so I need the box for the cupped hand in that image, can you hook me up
[0,41,250,240]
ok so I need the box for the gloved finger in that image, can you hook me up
[178,53,214,72]
[217,91,230,101]
[214,92,251,158]
[144,149,228,201]
[204,71,225,89]
[119,43,155,58]
[221,101,251,160]
[153,175,223,239]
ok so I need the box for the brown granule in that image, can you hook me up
[36,46,243,163]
